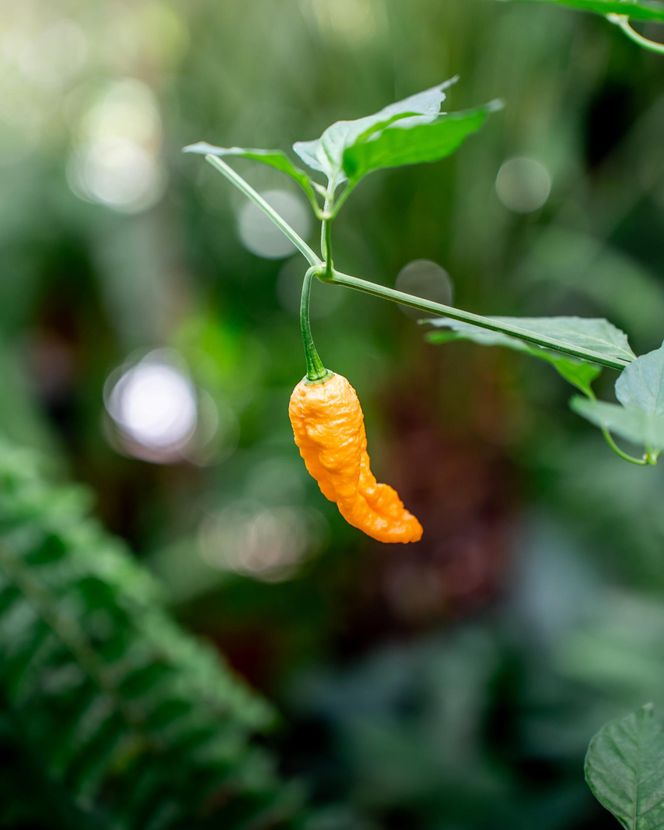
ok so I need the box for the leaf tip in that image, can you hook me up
[182,141,211,155]
[441,74,460,91]
[569,394,589,414]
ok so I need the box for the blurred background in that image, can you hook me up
[1,0,664,826]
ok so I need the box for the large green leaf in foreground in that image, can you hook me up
[585,705,664,829]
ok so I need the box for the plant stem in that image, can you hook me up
[607,14,664,54]
[583,389,649,465]
[300,267,329,382]
[203,157,631,371]
[600,428,649,465]
[205,154,322,267]
[331,182,356,218]
[321,196,334,279]
[324,220,333,277]
[324,269,630,371]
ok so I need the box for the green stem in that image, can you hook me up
[583,388,648,465]
[205,155,322,267]
[324,220,333,276]
[600,428,649,465]
[324,269,631,371]
[330,182,357,218]
[320,188,336,279]
[607,14,664,54]
[203,158,631,371]
[300,267,329,382]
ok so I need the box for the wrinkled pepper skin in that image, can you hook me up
[289,372,423,544]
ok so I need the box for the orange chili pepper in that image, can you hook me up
[289,372,423,544]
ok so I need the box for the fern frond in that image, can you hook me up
[0,445,301,829]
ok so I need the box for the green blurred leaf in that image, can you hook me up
[293,78,458,185]
[585,704,664,830]
[573,343,664,453]
[615,341,664,415]
[0,444,300,829]
[427,316,633,386]
[506,0,664,22]
[571,397,664,450]
[342,102,502,184]
[183,142,320,208]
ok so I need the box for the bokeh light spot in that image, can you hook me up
[495,156,551,214]
[395,259,454,319]
[199,503,325,582]
[237,189,311,259]
[105,350,198,462]
[67,79,165,213]
[302,0,385,43]
[18,19,88,89]
[69,138,162,212]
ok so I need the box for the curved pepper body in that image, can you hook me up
[289,372,423,544]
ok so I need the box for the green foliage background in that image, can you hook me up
[1,0,663,827]
[0,445,301,829]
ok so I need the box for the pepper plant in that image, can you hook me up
[186,73,664,825]
[185,78,664,477]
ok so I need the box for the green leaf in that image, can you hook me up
[427,315,634,386]
[0,443,301,829]
[183,142,319,209]
[615,341,664,416]
[585,704,664,830]
[293,78,459,185]
[342,102,502,184]
[428,321,601,394]
[550,360,602,396]
[569,345,664,458]
[506,0,664,23]
[571,397,664,450]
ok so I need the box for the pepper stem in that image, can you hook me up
[300,266,330,382]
